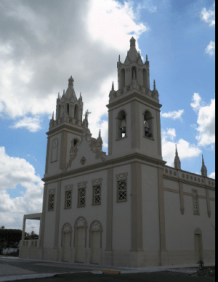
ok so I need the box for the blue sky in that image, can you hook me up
[0,0,215,232]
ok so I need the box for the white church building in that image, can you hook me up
[19,37,215,267]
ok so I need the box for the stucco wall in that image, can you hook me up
[112,164,131,250]
[141,164,160,251]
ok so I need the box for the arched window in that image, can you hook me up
[74,104,78,120]
[143,110,153,138]
[58,104,61,119]
[132,66,137,80]
[143,69,147,88]
[66,103,70,116]
[120,69,125,89]
[74,139,78,146]
[117,110,127,139]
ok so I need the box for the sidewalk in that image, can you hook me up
[0,256,215,282]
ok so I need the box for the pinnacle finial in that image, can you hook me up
[174,144,181,169]
[118,54,120,62]
[99,129,101,137]
[130,36,136,47]
[153,80,156,90]
[146,55,148,62]
[52,112,54,120]
[112,81,114,91]
[68,76,74,87]
[201,154,207,177]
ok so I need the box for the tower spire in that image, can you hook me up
[174,144,181,169]
[201,154,207,177]
[130,36,136,47]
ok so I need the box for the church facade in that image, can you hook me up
[19,37,215,267]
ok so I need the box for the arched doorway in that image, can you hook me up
[74,217,87,263]
[61,223,72,262]
[89,221,103,264]
[194,228,203,263]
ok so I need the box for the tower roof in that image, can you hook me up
[64,76,77,100]
[124,36,143,64]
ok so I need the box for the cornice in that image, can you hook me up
[46,123,83,136]
[163,174,215,191]
[107,91,162,110]
[42,153,166,183]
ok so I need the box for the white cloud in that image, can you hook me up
[205,41,215,56]
[0,147,43,230]
[0,0,148,135]
[161,109,184,120]
[136,0,157,15]
[200,4,215,26]
[190,93,202,112]
[162,128,201,166]
[191,93,215,147]
[209,172,215,179]
[11,116,42,132]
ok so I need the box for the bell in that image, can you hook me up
[120,126,126,133]
[145,126,149,134]
[120,119,126,134]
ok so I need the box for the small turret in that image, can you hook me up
[201,155,207,177]
[174,144,181,169]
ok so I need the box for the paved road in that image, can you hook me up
[0,257,215,282]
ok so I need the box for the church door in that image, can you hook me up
[195,234,203,263]
[91,231,101,264]
[75,228,85,262]
[62,233,71,261]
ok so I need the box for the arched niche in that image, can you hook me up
[117,110,127,139]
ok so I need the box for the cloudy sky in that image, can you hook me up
[0,0,215,233]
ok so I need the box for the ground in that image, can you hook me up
[0,256,215,282]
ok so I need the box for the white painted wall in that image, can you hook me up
[112,164,131,250]
[141,164,160,251]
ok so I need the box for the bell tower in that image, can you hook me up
[44,76,84,177]
[107,37,162,160]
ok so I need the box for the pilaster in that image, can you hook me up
[131,162,143,251]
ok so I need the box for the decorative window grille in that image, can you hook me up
[78,188,85,207]
[65,190,72,209]
[48,194,55,211]
[93,185,101,205]
[193,190,199,215]
[117,180,127,202]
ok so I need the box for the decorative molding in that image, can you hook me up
[47,123,83,136]
[62,223,72,234]
[116,173,128,181]
[89,220,103,248]
[43,152,166,183]
[78,181,87,189]
[49,189,55,194]
[107,91,162,110]
[74,216,87,228]
[65,184,73,191]
[92,178,102,186]
[80,156,86,165]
